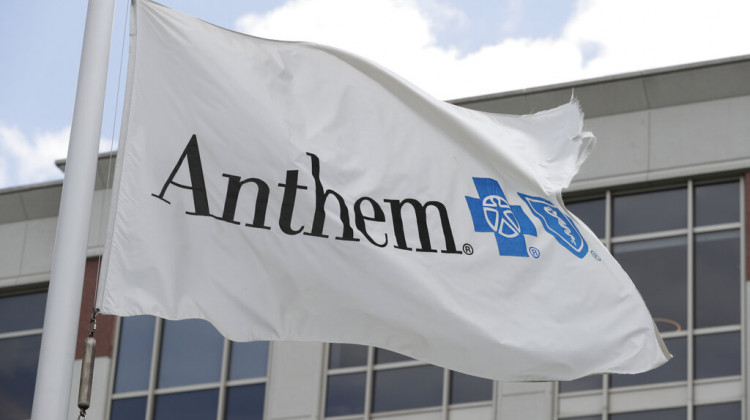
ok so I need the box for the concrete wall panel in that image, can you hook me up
[19,217,57,276]
[496,382,554,420]
[649,96,750,171]
[87,189,112,253]
[0,221,25,279]
[576,111,650,182]
[266,341,325,420]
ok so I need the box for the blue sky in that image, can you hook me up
[1,0,749,189]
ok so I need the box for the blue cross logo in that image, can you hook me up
[465,177,537,257]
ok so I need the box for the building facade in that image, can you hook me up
[0,55,748,420]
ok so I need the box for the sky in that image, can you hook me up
[1,0,749,190]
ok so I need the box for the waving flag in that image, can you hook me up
[97,0,669,380]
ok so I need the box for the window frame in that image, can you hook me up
[557,176,746,420]
[0,286,48,420]
[321,344,497,419]
[106,316,272,420]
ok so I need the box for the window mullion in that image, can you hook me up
[603,189,612,420]
[216,338,231,420]
[364,346,374,419]
[319,343,331,419]
[103,316,122,420]
[740,174,748,420]
[441,368,449,420]
[145,317,163,420]
[687,180,695,420]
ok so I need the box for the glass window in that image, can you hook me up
[324,346,493,416]
[449,371,493,404]
[0,292,46,333]
[158,319,223,388]
[0,291,46,420]
[611,337,686,387]
[695,332,741,379]
[559,375,602,393]
[695,230,740,328]
[694,181,739,226]
[0,335,42,420]
[325,373,366,417]
[154,389,219,420]
[614,237,687,332]
[610,407,686,420]
[114,315,155,392]
[375,348,412,364]
[110,397,147,420]
[111,317,270,420]
[372,365,443,412]
[229,341,269,380]
[557,178,743,419]
[565,198,605,238]
[563,416,601,420]
[694,402,741,419]
[225,384,265,420]
[613,188,686,236]
[328,343,367,368]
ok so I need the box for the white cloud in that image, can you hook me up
[564,0,750,77]
[235,0,750,100]
[236,0,449,72]
[7,0,748,189]
[0,122,116,189]
[0,123,69,189]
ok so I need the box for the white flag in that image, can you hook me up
[97,0,670,381]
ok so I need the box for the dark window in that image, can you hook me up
[694,181,739,226]
[114,315,155,392]
[614,237,687,332]
[0,292,46,333]
[449,371,493,404]
[110,397,147,420]
[613,188,686,236]
[610,407,686,420]
[694,402,741,419]
[372,365,443,412]
[695,230,740,328]
[329,343,368,368]
[0,335,42,420]
[565,198,605,238]
[229,341,269,380]
[154,389,219,420]
[560,375,602,393]
[325,373,366,416]
[375,348,413,364]
[564,416,601,420]
[0,291,46,420]
[611,337,686,387]
[157,319,223,388]
[225,384,265,420]
[695,332,741,379]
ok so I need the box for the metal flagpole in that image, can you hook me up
[30,0,116,418]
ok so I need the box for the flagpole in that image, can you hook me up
[30,0,115,418]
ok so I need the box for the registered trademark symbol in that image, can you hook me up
[529,247,540,258]
[590,250,601,261]
[462,243,474,255]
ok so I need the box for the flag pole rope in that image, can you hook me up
[93,0,131,312]
[76,1,131,418]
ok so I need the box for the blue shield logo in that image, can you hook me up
[466,178,537,257]
[518,193,588,259]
